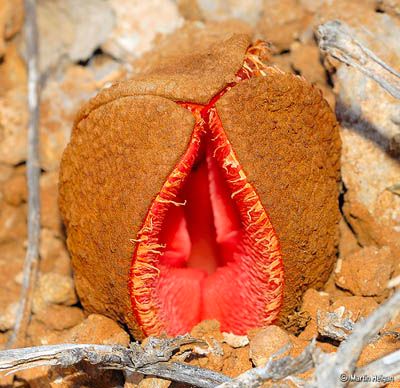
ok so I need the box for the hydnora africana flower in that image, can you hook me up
[59,34,341,339]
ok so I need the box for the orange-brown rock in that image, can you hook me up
[256,0,311,51]
[22,314,129,387]
[0,0,24,57]
[59,33,340,338]
[39,228,72,276]
[0,45,28,166]
[343,195,400,269]
[34,305,85,331]
[358,335,399,366]
[338,217,360,259]
[2,170,27,206]
[298,289,330,340]
[330,296,378,321]
[0,241,24,312]
[187,319,251,377]
[249,325,292,366]
[335,246,394,297]
[0,202,26,243]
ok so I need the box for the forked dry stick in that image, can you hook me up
[311,290,400,387]
[0,336,229,388]
[1,293,399,387]
[353,350,400,388]
[217,290,400,388]
[216,341,317,388]
[7,0,41,348]
[317,20,400,99]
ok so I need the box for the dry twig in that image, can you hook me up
[1,292,400,388]
[0,336,230,387]
[8,0,41,349]
[216,341,317,388]
[219,290,400,388]
[317,20,400,99]
[311,290,400,387]
[352,350,400,387]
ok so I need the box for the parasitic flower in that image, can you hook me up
[59,34,340,339]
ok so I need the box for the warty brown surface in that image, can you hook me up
[59,34,341,338]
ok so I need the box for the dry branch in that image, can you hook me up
[317,20,400,99]
[8,0,41,349]
[216,341,317,388]
[218,290,400,388]
[311,290,400,387]
[352,350,400,388]
[0,336,230,388]
[1,290,400,388]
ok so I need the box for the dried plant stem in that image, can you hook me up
[311,290,400,387]
[353,350,400,388]
[0,336,230,388]
[217,290,400,388]
[7,0,41,348]
[216,341,317,388]
[1,290,400,388]
[317,20,400,99]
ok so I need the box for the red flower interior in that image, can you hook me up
[129,43,284,336]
